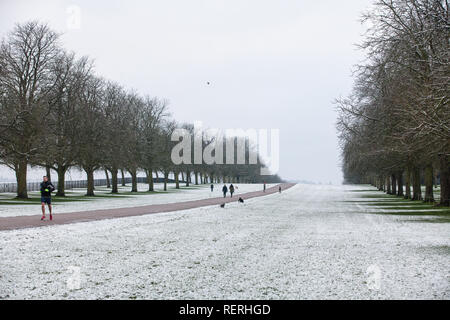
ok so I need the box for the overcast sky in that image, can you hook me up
[0,0,373,184]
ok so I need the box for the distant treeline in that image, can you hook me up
[335,0,449,205]
[0,21,282,198]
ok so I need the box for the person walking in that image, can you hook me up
[222,184,228,198]
[210,184,214,192]
[229,184,235,197]
[279,185,282,193]
[263,182,266,192]
[40,176,55,221]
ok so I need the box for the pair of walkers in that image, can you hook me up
[222,184,235,198]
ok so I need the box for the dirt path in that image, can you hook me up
[0,183,295,231]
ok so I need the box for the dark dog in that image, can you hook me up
[238,197,244,203]
[220,203,225,208]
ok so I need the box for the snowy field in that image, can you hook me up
[0,183,272,218]
[0,183,449,299]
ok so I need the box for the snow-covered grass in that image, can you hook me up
[0,183,272,218]
[0,184,448,299]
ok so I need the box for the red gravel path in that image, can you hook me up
[0,183,295,231]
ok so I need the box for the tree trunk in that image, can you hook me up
[111,168,118,193]
[104,169,111,188]
[405,167,411,199]
[438,153,450,206]
[194,172,199,185]
[378,176,384,191]
[16,158,28,199]
[391,173,397,195]
[147,168,154,192]
[46,166,52,181]
[130,169,138,192]
[412,166,422,201]
[186,171,190,186]
[181,171,185,183]
[164,172,168,191]
[386,176,391,194]
[121,169,126,186]
[56,166,67,197]
[397,171,404,197]
[85,168,95,196]
[424,164,434,203]
[434,170,438,188]
[175,171,180,189]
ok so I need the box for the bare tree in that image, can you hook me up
[35,52,93,196]
[76,76,106,196]
[140,97,169,191]
[0,21,60,198]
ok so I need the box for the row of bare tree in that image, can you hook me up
[336,0,449,205]
[0,21,281,198]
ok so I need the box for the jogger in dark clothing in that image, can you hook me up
[229,184,235,197]
[222,185,228,198]
[40,176,55,220]
[210,184,214,192]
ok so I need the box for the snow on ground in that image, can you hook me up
[0,183,272,218]
[0,184,449,299]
